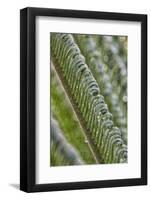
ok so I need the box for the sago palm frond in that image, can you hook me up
[50,33,127,164]
[74,35,127,143]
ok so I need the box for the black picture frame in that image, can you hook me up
[20,7,147,192]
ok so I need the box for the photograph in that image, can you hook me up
[50,33,128,166]
[20,7,147,192]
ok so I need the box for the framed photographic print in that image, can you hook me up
[20,7,147,192]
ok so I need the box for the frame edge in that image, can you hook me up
[20,7,28,192]
[20,7,148,192]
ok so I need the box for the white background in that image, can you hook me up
[0,0,150,199]
[36,17,141,183]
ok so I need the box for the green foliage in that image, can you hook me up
[51,118,83,166]
[74,35,127,142]
[50,33,127,165]
[51,66,95,164]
